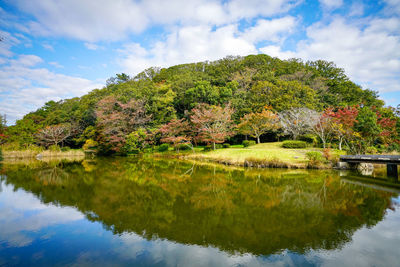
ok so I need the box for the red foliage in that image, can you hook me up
[95,96,151,152]
[190,103,235,147]
[328,106,359,128]
[159,118,192,146]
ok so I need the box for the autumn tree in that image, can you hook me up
[0,114,7,145]
[279,108,319,139]
[95,96,151,153]
[36,123,74,147]
[312,109,334,148]
[238,108,280,144]
[329,106,359,151]
[376,107,398,145]
[190,104,235,150]
[159,118,193,150]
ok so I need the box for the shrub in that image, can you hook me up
[330,154,340,165]
[243,140,256,147]
[215,143,223,149]
[61,146,71,152]
[306,151,325,167]
[127,149,140,154]
[282,140,307,148]
[158,143,169,152]
[322,148,331,160]
[299,134,317,144]
[83,139,98,151]
[223,143,231,148]
[203,144,213,151]
[366,146,378,154]
[0,147,3,161]
[48,144,61,151]
[387,143,400,152]
[174,143,192,151]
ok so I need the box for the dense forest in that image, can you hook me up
[1,54,399,154]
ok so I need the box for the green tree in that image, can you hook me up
[238,108,280,144]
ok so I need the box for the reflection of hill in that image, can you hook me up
[0,158,395,256]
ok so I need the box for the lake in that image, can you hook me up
[0,157,399,266]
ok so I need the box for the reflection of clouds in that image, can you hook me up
[0,181,84,247]
[112,233,297,267]
[305,196,400,267]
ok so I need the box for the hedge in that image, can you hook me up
[243,140,256,147]
[282,140,307,148]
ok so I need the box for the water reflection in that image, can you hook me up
[0,157,398,266]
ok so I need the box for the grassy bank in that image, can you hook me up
[183,142,344,169]
[2,149,85,159]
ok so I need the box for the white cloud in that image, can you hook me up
[48,61,63,68]
[319,0,343,9]
[0,54,103,123]
[294,18,400,93]
[10,0,299,42]
[42,43,54,51]
[0,181,84,247]
[241,16,297,43]
[384,0,400,15]
[259,45,296,59]
[84,42,103,50]
[0,30,20,57]
[119,24,257,75]
[268,17,400,94]
[349,2,364,17]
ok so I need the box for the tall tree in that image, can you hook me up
[312,109,334,148]
[159,118,193,150]
[0,114,7,145]
[329,106,359,151]
[279,108,319,139]
[36,123,74,147]
[95,96,150,153]
[191,104,235,150]
[238,108,280,144]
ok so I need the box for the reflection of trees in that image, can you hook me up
[1,157,395,256]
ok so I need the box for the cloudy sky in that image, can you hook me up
[0,0,399,124]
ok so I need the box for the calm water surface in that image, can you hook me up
[0,157,399,267]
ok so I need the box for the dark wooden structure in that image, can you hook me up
[340,155,400,178]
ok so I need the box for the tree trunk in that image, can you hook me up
[339,138,343,150]
[213,142,216,150]
[257,136,260,144]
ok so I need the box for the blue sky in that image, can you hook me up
[0,0,399,124]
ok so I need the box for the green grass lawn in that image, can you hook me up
[187,142,345,167]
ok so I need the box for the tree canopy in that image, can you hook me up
[2,54,398,153]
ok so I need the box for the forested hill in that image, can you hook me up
[2,54,397,153]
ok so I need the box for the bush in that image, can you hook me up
[61,146,71,152]
[282,140,307,148]
[215,143,223,149]
[366,146,378,154]
[158,143,169,152]
[83,139,98,151]
[127,149,140,155]
[306,151,325,167]
[299,134,317,144]
[48,144,61,151]
[174,143,192,151]
[322,148,331,160]
[223,143,231,148]
[243,140,256,147]
[0,147,3,161]
[204,144,213,151]
[387,143,400,152]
